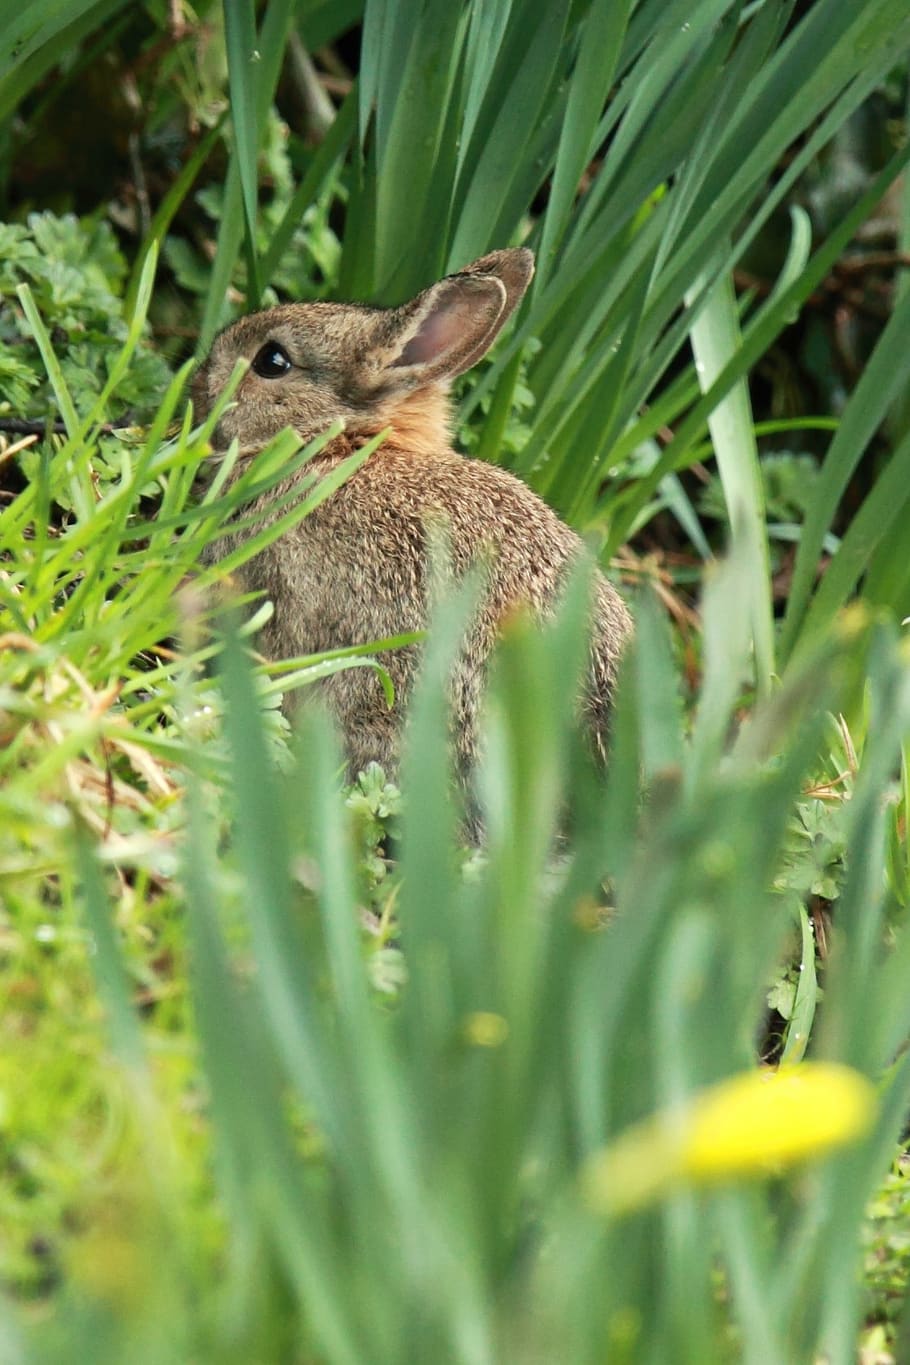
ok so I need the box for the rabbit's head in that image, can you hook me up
[192,248,533,454]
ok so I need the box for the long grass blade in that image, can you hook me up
[687,248,774,692]
[781,284,910,660]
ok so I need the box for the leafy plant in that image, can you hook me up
[0,213,170,425]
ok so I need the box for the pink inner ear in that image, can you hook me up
[396,296,474,368]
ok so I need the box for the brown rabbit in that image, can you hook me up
[191,248,631,786]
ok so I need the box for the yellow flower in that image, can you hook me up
[583,1062,876,1217]
[463,1011,509,1047]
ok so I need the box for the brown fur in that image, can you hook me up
[375,387,452,454]
[192,248,632,786]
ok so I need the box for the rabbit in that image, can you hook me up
[191,248,632,790]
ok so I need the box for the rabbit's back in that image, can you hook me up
[227,440,630,777]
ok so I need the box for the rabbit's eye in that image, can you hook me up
[252,342,292,378]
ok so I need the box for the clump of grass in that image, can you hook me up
[11,564,909,1364]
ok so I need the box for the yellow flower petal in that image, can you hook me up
[683,1063,874,1177]
[583,1062,876,1218]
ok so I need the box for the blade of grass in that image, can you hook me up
[448,0,569,272]
[779,902,819,1065]
[0,0,128,97]
[15,283,89,518]
[73,824,148,1075]
[781,283,910,660]
[792,426,910,660]
[372,0,469,296]
[182,767,366,1365]
[223,0,265,306]
[125,115,227,322]
[686,247,774,692]
[15,284,81,438]
[535,0,633,291]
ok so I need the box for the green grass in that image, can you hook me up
[1,2,910,1361]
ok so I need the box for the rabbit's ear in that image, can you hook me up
[381,247,534,386]
[458,247,535,317]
